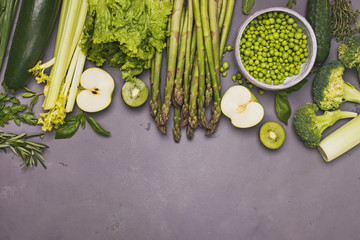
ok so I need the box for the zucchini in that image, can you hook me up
[306,0,331,66]
[1,0,61,93]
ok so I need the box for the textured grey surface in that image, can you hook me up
[1,1,360,240]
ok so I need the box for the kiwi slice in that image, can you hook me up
[259,121,286,149]
[121,78,148,107]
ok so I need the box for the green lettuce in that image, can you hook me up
[80,0,172,80]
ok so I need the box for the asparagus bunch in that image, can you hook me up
[151,0,235,142]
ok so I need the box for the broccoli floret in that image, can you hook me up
[293,103,357,148]
[312,60,360,110]
[338,36,360,79]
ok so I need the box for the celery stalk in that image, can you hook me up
[318,115,360,162]
[35,0,89,131]
[64,0,88,69]
[43,0,81,109]
[54,0,70,57]
[61,46,80,98]
[66,49,86,113]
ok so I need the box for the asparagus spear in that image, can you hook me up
[155,0,173,135]
[150,55,156,117]
[173,7,189,108]
[220,0,235,57]
[198,0,221,135]
[159,0,185,126]
[188,57,199,131]
[173,107,181,142]
[172,5,189,142]
[194,0,209,129]
[219,0,228,32]
[150,51,163,119]
[186,124,196,140]
[181,23,196,127]
[205,54,213,107]
[217,0,223,19]
[187,58,199,139]
[209,0,221,84]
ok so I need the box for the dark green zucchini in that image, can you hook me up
[306,0,331,66]
[2,0,61,93]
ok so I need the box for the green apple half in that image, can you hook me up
[221,85,264,128]
[76,68,115,112]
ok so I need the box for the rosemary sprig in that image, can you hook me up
[0,130,48,169]
[331,0,359,41]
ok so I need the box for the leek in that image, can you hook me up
[318,115,360,162]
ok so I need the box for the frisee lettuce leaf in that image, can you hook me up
[80,0,172,80]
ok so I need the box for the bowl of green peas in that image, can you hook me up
[235,7,317,90]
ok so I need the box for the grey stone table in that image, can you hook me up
[1,1,360,239]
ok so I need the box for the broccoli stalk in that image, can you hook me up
[293,103,357,148]
[312,60,360,110]
[343,82,360,103]
[338,36,360,81]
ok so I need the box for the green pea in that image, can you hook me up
[225,45,233,52]
[236,73,242,80]
[223,62,230,70]
[295,32,302,39]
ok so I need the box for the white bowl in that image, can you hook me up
[234,7,317,91]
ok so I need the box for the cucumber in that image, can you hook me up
[2,0,61,93]
[306,0,331,66]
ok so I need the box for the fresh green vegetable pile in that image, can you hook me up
[240,11,309,85]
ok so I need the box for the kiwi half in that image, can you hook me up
[259,121,286,149]
[121,78,148,107]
